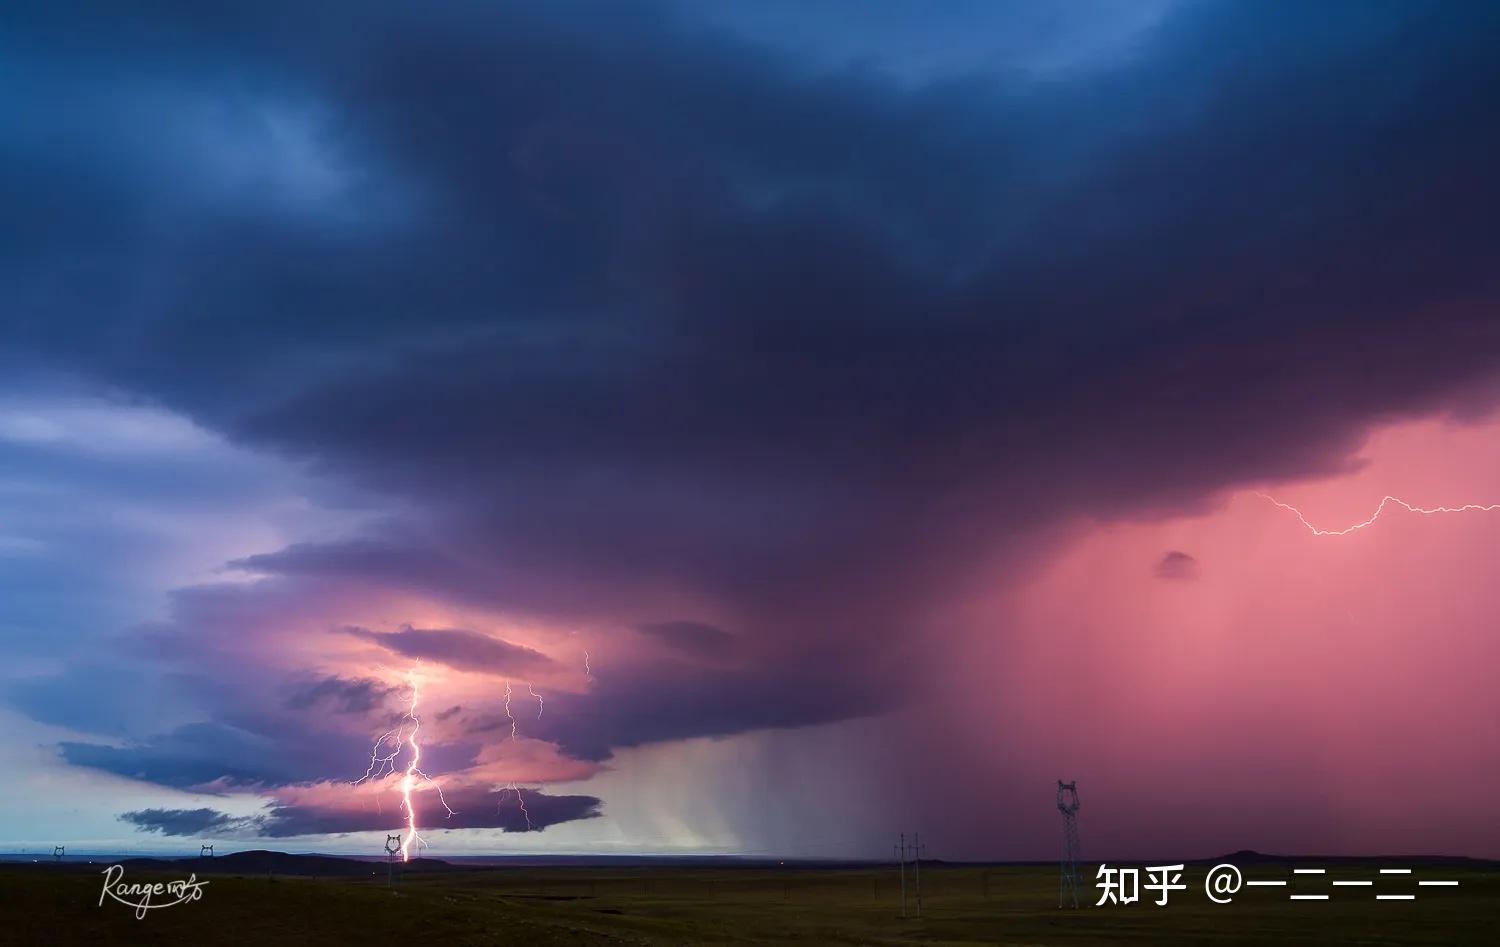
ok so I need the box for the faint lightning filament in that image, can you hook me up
[496,680,533,830]
[501,782,533,831]
[503,681,517,740]
[1257,491,1500,536]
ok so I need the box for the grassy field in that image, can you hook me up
[10,861,1497,945]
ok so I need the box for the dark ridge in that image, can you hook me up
[102,850,465,876]
[1206,850,1500,869]
[5,849,1497,873]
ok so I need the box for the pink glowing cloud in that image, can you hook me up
[913,415,1500,858]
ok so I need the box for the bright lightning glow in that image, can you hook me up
[527,682,543,719]
[1257,491,1500,536]
[397,671,424,861]
[354,667,453,862]
[584,649,593,683]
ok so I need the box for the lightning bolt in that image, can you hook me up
[495,679,534,831]
[1257,491,1500,536]
[354,667,453,862]
[501,782,533,831]
[503,680,518,740]
[584,649,593,683]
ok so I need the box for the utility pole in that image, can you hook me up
[912,834,926,917]
[896,835,907,918]
[895,834,926,918]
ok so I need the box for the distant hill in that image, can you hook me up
[1208,849,1499,869]
[7,848,1497,874]
[111,850,465,877]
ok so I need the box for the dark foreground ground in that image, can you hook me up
[6,858,1496,945]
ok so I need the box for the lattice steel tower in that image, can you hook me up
[1056,780,1082,908]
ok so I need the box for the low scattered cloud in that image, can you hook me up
[119,785,602,838]
[340,626,555,677]
[120,807,255,836]
[283,675,398,715]
[636,621,738,660]
[1155,550,1199,580]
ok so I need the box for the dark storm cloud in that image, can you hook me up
[118,788,602,837]
[8,0,1500,767]
[227,538,612,621]
[1155,550,1199,581]
[341,626,556,677]
[61,722,479,790]
[476,657,898,762]
[230,542,481,600]
[259,786,601,837]
[57,720,378,789]
[636,621,738,660]
[121,807,253,836]
[283,674,398,714]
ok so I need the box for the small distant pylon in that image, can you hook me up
[384,834,403,887]
[1056,780,1082,908]
[893,832,927,918]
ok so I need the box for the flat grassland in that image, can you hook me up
[9,862,1496,945]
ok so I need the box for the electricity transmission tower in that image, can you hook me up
[894,833,926,918]
[385,834,403,887]
[911,833,926,917]
[1056,780,1082,908]
[895,835,906,918]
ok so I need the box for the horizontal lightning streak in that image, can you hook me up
[1257,492,1500,536]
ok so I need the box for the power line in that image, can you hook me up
[894,832,927,918]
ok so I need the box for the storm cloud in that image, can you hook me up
[120,807,256,837]
[1154,550,1199,581]
[7,0,1500,856]
[636,621,738,660]
[340,626,556,677]
[120,787,601,837]
[284,675,399,714]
